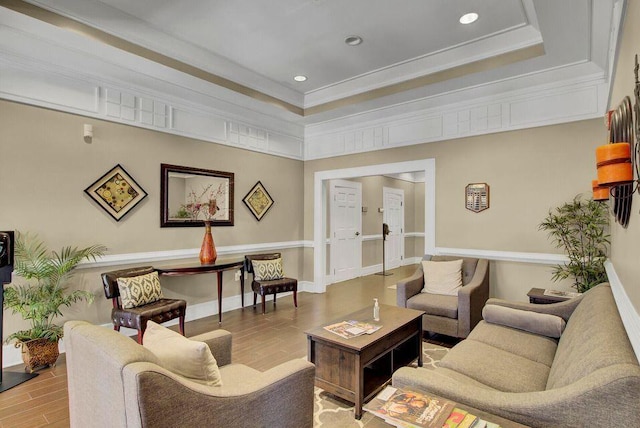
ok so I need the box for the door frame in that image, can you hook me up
[313,159,435,292]
[383,186,404,270]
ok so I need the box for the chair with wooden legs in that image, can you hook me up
[245,253,298,314]
[101,265,186,344]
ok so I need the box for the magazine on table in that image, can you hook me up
[543,289,581,299]
[363,386,455,428]
[323,320,381,339]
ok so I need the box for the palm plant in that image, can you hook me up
[539,195,610,293]
[3,232,106,343]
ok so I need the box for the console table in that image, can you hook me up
[156,258,245,323]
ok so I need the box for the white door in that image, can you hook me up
[330,179,362,283]
[383,187,404,270]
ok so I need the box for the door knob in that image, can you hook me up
[355,231,360,236]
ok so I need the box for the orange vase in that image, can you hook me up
[199,221,217,264]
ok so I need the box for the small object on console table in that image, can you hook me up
[527,287,579,304]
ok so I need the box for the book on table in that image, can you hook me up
[365,386,501,428]
[323,320,381,339]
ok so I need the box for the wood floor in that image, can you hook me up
[0,264,445,428]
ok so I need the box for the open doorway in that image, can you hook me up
[313,159,435,292]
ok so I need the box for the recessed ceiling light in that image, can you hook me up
[459,12,479,24]
[293,75,307,82]
[344,35,363,46]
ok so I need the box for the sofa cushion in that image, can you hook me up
[421,259,463,295]
[117,271,163,309]
[547,284,639,390]
[482,304,566,338]
[467,321,558,368]
[438,339,550,392]
[143,321,222,387]
[407,292,458,319]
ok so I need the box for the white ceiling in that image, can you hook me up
[0,0,622,127]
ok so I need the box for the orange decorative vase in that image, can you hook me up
[199,221,217,264]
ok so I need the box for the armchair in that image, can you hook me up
[101,266,186,344]
[64,320,316,428]
[396,255,489,338]
[245,253,298,314]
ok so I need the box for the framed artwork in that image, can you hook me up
[85,164,147,221]
[243,181,274,221]
[160,163,234,227]
[465,183,490,213]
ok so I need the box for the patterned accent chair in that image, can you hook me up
[244,253,298,314]
[101,265,187,344]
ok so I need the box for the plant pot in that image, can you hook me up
[19,338,60,373]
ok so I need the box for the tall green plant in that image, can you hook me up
[539,195,610,293]
[3,232,106,343]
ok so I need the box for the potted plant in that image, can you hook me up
[539,194,610,293]
[3,232,105,372]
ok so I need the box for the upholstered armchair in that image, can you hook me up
[64,320,316,428]
[396,255,490,338]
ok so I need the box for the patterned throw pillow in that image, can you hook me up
[117,271,164,309]
[251,257,284,281]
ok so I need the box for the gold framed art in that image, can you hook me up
[243,181,274,221]
[85,164,147,221]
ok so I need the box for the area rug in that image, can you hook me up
[313,342,449,427]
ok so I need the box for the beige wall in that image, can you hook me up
[608,0,640,313]
[0,101,304,337]
[304,119,606,296]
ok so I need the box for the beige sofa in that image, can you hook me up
[393,283,640,427]
[64,321,315,428]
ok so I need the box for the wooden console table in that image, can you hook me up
[156,258,245,323]
[305,304,424,419]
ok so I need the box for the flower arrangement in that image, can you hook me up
[180,183,226,221]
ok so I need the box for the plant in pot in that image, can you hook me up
[539,194,610,293]
[3,232,105,372]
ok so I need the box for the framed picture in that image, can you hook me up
[85,164,147,221]
[243,181,274,221]
[160,163,234,227]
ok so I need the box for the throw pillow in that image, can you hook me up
[482,304,566,338]
[117,271,163,309]
[421,259,463,296]
[143,321,223,386]
[252,257,284,280]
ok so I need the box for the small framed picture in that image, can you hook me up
[243,181,274,221]
[465,183,489,213]
[85,164,147,221]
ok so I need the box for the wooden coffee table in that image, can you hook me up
[305,304,424,419]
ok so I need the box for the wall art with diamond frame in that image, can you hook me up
[84,164,147,221]
[243,181,274,221]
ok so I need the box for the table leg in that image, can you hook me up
[417,318,423,367]
[355,354,363,419]
[217,271,223,323]
[240,266,245,308]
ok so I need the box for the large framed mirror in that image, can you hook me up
[161,163,234,227]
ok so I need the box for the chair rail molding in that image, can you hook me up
[605,261,640,361]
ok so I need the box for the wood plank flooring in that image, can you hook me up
[0,264,431,428]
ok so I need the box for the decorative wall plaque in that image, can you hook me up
[465,183,489,213]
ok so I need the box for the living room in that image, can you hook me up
[1,0,639,426]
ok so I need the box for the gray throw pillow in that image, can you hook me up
[482,304,566,338]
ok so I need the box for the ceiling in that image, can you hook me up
[0,0,622,127]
